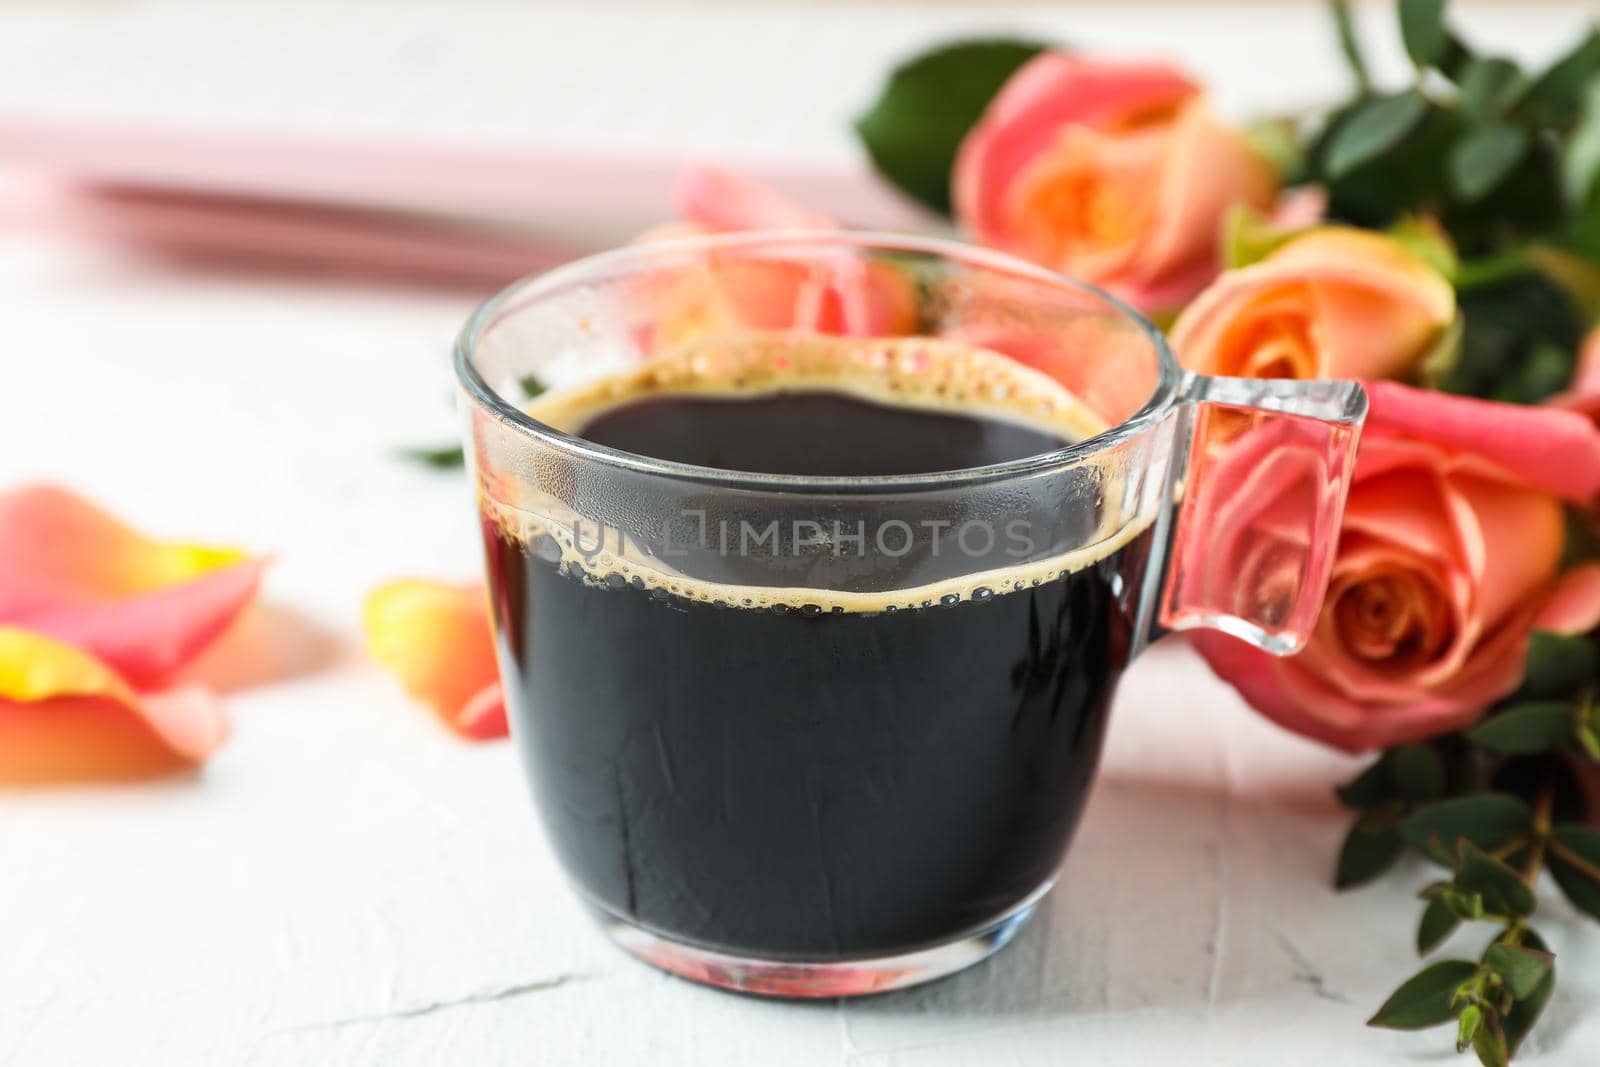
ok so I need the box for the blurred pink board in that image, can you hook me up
[0,118,928,233]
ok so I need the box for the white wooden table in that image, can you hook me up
[0,3,1596,1064]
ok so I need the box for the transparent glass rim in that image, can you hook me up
[454,230,1182,493]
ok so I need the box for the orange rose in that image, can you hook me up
[1171,228,1456,381]
[953,52,1275,312]
[1195,383,1600,752]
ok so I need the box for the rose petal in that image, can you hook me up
[1534,562,1600,636]
[1194,622,1523,753]
[1574,327,1600,397]
[1003,122,1166,280]
[1549,328,1600,423]
[364,579,507,741]
[1129,101,1275,305]
[0,626,227,779]
[1365,381,1600,502]
[0,623,135,705]
[456,682,509,741]
[0,484,266,687]
[672,164,834,231]
[954,52,1198,249]
[1447,473,1564,638]
[1341,464,1466,569]
[1171,229,1454,381]
[643,171,917,342]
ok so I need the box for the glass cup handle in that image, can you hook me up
[1156,372,1368,656]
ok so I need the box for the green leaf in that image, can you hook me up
[1338,819,1405,889]
[1548,824,1600,919]
[1457,57,1525,121]
[1562,80,1600,208]
[1483,943,1554,1001]
[1399,0,1450,68]
[1245,118,1305,183]
[854,38,1049,215]
[1561,506,1600,571]
[1334,744,1445,814]
[1457,1002,1483,1053]
[1418,312,1466,387]
[1443,886,1487,921]
[1390,743,1447,803]
[1448,123,1532,204]
[1330,0,1371,91]
[397,443,465,469]
[1527,245,1600,324]
[1455,842,1536,918]
[1401,795,1533,865]
[1518,28,1600,126]
[1467,701,1576,754]
[1523,631,1600,697]
[1389,215,1460,279]
[1369,959,1480,1030]
[1419,894,1462,954]
[1337,756,1394,809]
[1442,270,1585,400]
[1222,202,1304,269]
[1495,341,1575,405]
[1473,1018,1510,1067]
[1326,90,1432,179]
[517,374,547,400]
[1580,721,1600,762]
[1501,929,1554,1054]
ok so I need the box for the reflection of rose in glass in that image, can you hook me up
[634,167,917,349]
[1168,409,1348,645]
[631,938,912,997]
[1193,382,1600,753]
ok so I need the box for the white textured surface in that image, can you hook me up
[0,3,1597,1065]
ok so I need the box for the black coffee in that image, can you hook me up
[482,339,1151,959]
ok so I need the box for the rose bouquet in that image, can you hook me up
[845,1,1600,1062]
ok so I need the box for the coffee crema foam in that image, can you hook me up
[483,333,1154,614]
[524,332,1110,443]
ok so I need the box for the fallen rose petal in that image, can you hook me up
[364,579,507,740]
[0,622,135,705]
[0,626,227,780]
[0,484,266,687]
[456,681,509,741]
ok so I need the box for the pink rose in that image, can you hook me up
[953,51,1276,312]
[1195,382,1600,752]
[637,166,916,343]
[1171,228,1456,381]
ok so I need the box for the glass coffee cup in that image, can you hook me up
[456,232,1365,997]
